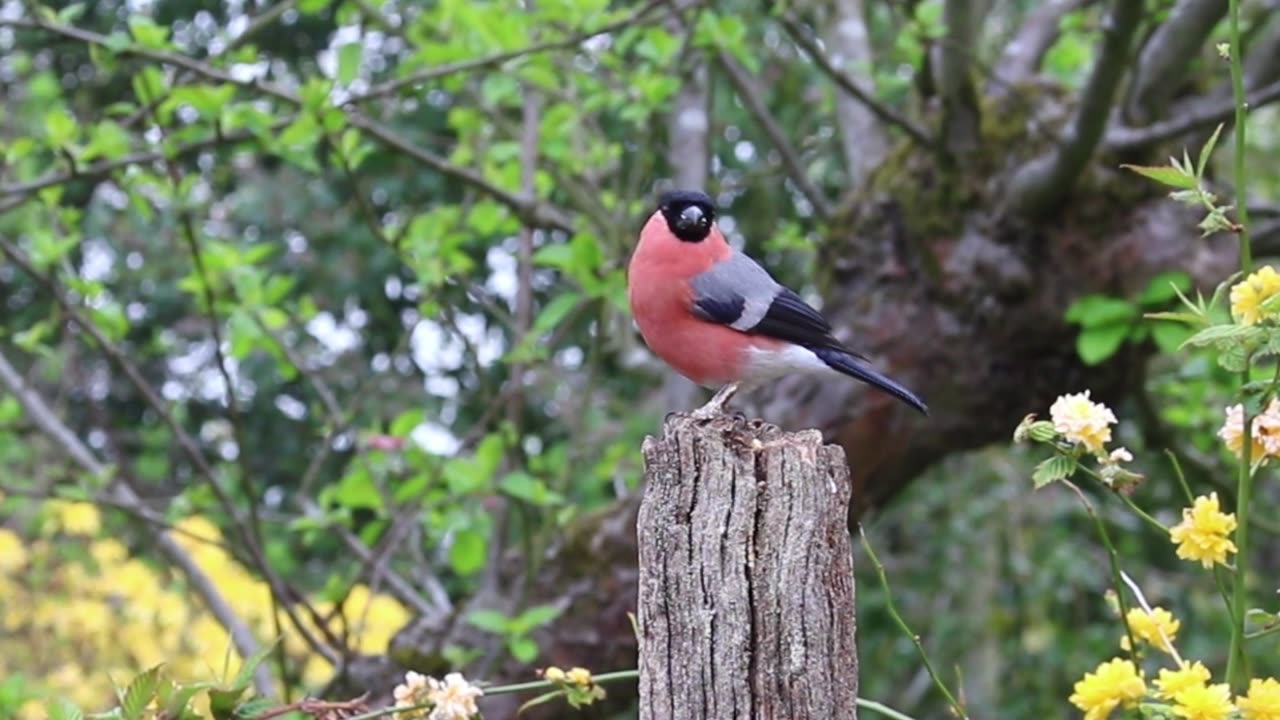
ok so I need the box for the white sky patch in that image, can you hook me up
[412,422,461,455]
[306,311,361,354]
[733,141,756,163]
[80,238,116,282]
[275,394,307,420]
[485,246,518,305]
[410,320,464,373]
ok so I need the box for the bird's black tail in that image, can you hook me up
[812,347,929,415]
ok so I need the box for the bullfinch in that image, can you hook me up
[627,189,928,419]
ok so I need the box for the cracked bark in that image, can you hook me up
[637,414,857,720]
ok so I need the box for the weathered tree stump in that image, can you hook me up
[637,413,858,720]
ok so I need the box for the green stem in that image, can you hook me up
[1062,481,1140,661]
[860,527,970,720]
[342,668,919,720]
[1226,0,1254,690]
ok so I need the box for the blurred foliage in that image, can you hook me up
[1,0,1279,718]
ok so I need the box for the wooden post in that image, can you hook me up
[637,413,858,720]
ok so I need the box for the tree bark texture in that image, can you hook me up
[636,413,858,720]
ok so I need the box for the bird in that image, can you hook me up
[627,189,928,419]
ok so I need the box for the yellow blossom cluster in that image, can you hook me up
[1121,606,1180,655]
[1069,658,1146,720]
[1230,265,1280,325]
[1169,493,1238,568]
[1,504,410,716]
[1218,400,1280,463]
[1071,604,1280,720]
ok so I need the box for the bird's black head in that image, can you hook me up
[657,190,716,243]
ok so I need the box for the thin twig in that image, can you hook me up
[859,527,970,720]
[780,13,934,149]
[715,50,832,218]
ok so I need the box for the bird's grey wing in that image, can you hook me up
[690,252,852,353]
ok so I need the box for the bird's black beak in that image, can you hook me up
[676,205,706,234]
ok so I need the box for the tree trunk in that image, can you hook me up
[636,413,858,720]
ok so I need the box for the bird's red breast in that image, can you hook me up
[627,210,781,386]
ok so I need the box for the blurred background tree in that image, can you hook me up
[1,0,1278,717]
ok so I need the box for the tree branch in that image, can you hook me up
[1126,0,1227,123]
[939,0,982,154]
[716,51,832,218]
[0,16,577,233]
[821,0,886,188]
[1006,0,1144,218]
[352,0,670,101]
[1105,76,1280,150]
[780,12,935,149]
[0,122,286,215]
[994,0,1091,89]
[0,350,277,697]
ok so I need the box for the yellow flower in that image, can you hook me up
[566,667,592,686]
[89,538,129,567]
[543,666,566,682]
[1122,606,1180,654]
[1239,677,1280,720]
[1157,662,1212,699]
[1231,265,1280,325]
[1219,400,1280,461]
[49,500,101,535]
[1069,658,1146,720]
[1170,493,1238,568]
[0,528,27,573]
[1173,682,1235,720]
[1050,391,1118,453]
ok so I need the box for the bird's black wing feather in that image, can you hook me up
[749,287,867,358]
[692,294,746,325]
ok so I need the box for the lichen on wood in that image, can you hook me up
[637,413,858,720]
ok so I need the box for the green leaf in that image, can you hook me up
[1144,311,1205,326]
[1120,164,1196,189]
[1032,455,1077,488]
[500,472,564,507]
[330,466,384,511]
[230,638,280,693]
[391,408,425,438]
[466,608,511,634]
[46,699,84,720]
[517,690,566,716]
[128,15,171,49]
[337,42,362,85]
[58,3,86,22]
[1139,272,1192,305]
[512,604,562,633]
[232,697,276,718]
[1077,324,1130,365]
[1152,322,1194,353]
[449,527,487,575]
[1197,123,1225,179]
[1180,323,1264,349]
[44,109,77,147]
[121,665,163,720]
[509,636,539,663]
[1064,295,1138,327]
[1218,343,1250,372]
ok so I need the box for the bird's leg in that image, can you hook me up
[689,382,741,420]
